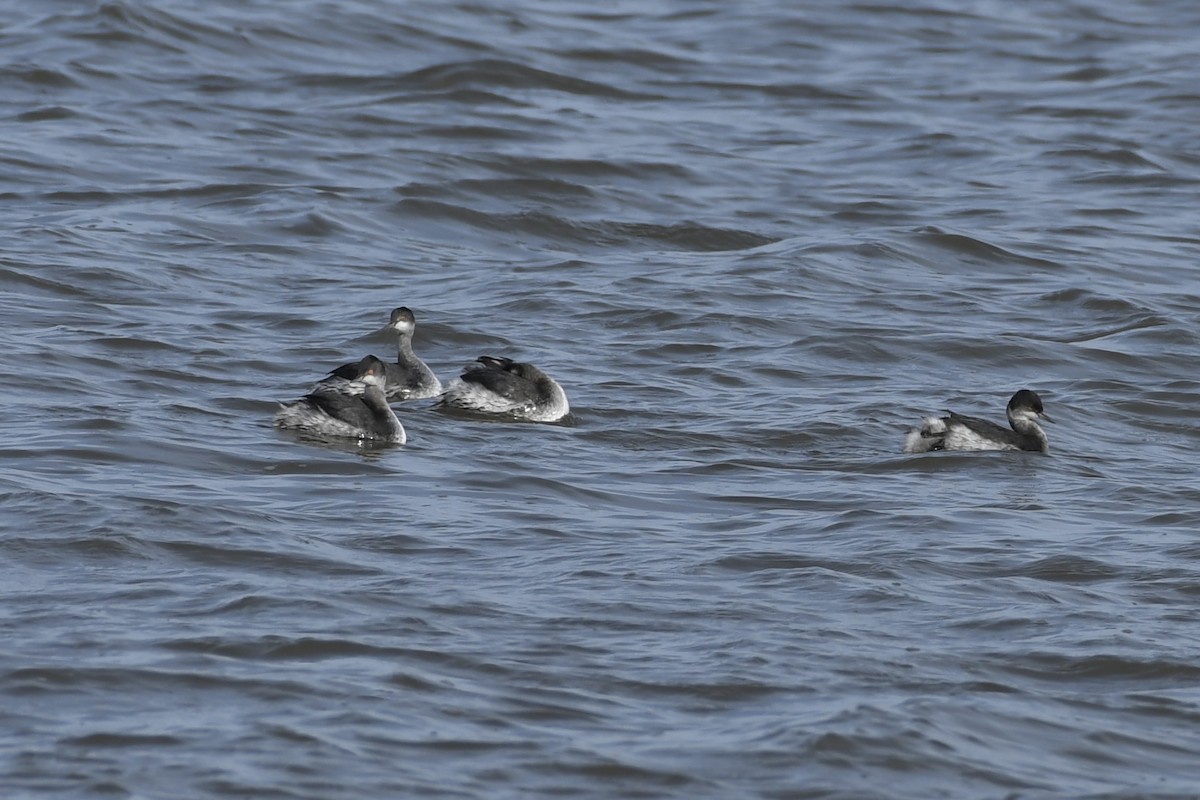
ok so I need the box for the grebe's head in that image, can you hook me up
[355,355,389,389]
[1008,389,1052,424]
[388,307,417,336]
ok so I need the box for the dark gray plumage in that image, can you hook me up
[903,389,1051,453]
[276,355,406,442]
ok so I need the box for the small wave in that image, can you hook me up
[1003,652,1200,682]
[9,67,79,89]
[394,199,777,252]
[399,58,663,101]
[60,732,182,747]
[1019,554,1120,583]
[911,226,1061,269]
[14,106,80,122]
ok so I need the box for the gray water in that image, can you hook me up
[3,2,1200,798]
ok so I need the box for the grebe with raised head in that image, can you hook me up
[323,307,441,400]
[903,389,1051,453]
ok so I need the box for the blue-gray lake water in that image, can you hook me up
[2,2,1200,797]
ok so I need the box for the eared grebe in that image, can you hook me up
[323,307,441,400]
[903,389,1052,454]
[275,355,406,443]
[437,356,569,422]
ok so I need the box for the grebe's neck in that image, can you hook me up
[1008,409,1048,452]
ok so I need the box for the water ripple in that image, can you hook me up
[4,1,1200,798]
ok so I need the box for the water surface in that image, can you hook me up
[2,2,1200,798]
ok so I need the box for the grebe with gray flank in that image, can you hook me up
[903,389,1052,453]
[275,355,406,443]
[437,356,569,423]
[323,307,441,400]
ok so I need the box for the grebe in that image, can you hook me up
[903,389,1051,453]
[275,355,406,443]
[437,356,569,423]
[324,307,441,400]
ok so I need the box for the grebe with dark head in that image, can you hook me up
[275,355,406,443]
[903,389,1051,454]
[323,307,441,400]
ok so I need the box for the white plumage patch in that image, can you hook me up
[902,416,946,453]
[902,429,929,453]
[273,401,405,443]
[941,423,1018,451]
[921,416,946,435]
[438,378,570,423]
[439,379,524,414]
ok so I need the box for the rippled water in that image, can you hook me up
[3,1,1200,797]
